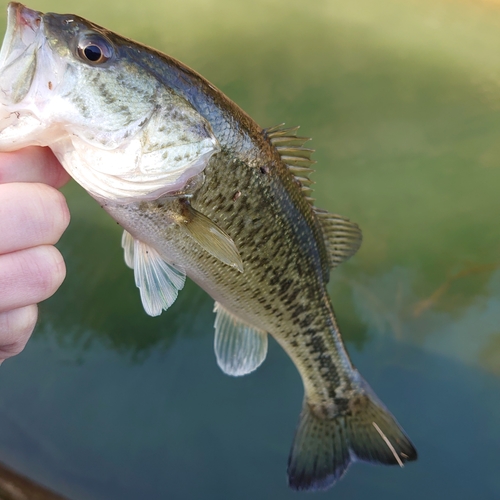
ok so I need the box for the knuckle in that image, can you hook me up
[35,246,66,298]
[0,246,66,309]
[0,184,70,253]
[0,305,38,358]
[51,187,71,233]
[32,184,70,242]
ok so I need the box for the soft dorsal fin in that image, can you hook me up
[213,302,268,376]
[313,210,362,269]
[121,230,186,316]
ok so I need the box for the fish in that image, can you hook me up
[0,2,417,490]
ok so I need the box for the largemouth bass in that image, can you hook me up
[0,3,417,490]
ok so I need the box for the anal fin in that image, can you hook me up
[213,302,268,376]
[121,230,186,316]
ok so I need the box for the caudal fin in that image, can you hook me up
[287,377,417,491]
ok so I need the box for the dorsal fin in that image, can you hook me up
[265,124,362,268]
[314,210,362,269]
[265,124,316,200]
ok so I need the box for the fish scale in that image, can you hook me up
[111,148,362,430]
[0,2,417,490]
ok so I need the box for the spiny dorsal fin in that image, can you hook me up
[265,124,316,196]
[314,209,362,269]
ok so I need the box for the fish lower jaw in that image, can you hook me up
[0,109,54,150]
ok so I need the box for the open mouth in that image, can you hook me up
[0,3,43,68]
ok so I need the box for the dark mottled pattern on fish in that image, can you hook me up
[116,145,355,406]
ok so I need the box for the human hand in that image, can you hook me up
[0,147,70,365]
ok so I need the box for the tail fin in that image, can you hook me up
[287,376,417,491]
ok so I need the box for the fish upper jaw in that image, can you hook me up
[12,3,42,36]
[0,4,44,105]
[0,3,67,109]
[3,3,43,55]
[0,3,73,151]
[0,4,47,149]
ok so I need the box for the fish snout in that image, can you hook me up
[14,3,42,33]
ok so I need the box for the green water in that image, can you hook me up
[1,0,500,498]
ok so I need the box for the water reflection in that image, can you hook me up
[350,266,500,373]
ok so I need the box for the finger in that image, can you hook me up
[0,183,70,254]
[0,305,38,362]
[0,245,66,313]
[0,147,70,188]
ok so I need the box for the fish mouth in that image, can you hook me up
[0,3,43,69]
[12,2,42,32]
[0,3,45,105]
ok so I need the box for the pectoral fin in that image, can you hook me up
[179,201,244,273]
[121,230,186,316]
[213,302,268,376]
[122,230,135,269]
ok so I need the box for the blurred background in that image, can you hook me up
[1,0,500,498]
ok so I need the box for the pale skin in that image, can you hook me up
[0,147,70,364]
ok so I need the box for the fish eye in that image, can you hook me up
[77,35,114,65]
